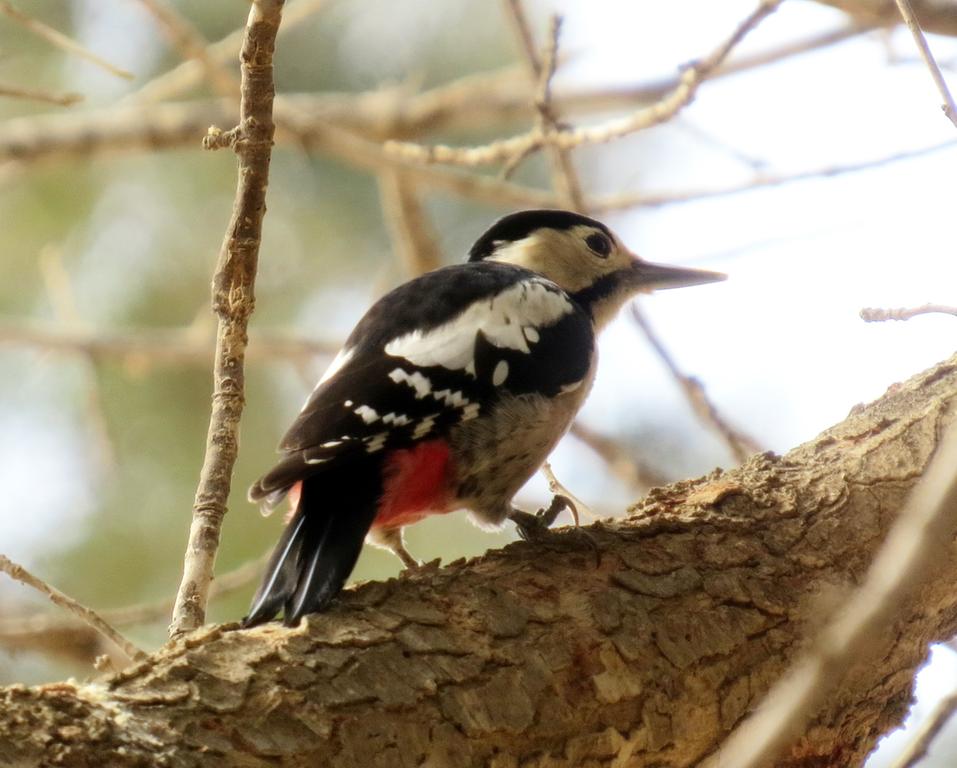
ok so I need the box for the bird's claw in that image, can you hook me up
[509,494,600,564]
[509,494,577,541]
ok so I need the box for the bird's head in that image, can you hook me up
[469,209,724,329]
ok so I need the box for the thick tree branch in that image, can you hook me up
[169,0,283,636]
[3,354,957,766]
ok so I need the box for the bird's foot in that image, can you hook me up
[509,494,601,563]
[509,494,578,541]
[369,526,421,570]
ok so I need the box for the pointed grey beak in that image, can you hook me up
[629,258,726,291]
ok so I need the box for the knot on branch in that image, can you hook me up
[203,118,264,152]
[203,124,241,151]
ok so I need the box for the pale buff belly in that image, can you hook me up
[448,360,596,527]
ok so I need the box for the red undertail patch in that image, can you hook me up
[374,440,453,529]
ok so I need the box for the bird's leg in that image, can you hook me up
[368,526,421,569]
[509,493,578,541]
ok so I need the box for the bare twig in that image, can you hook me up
[0,322,336,367]
[890,689,957,768]
[861,303,957,322]
[503,6,585,210]
[891,688,957,768]
[569,421,668,491]
[0,83,82,107]
[597,139,957,209]
[631,306,761,464]
[169,0,285,636]
[893,0,957,128]
[377,170,443,276]
[383,0,784,168]
[132,0,238,99]
[704,418,957,768]
[124,0,328,105]
[0,1,133,80]
[0,554,145,661]
[0,551,268,648]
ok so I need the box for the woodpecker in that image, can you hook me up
[243,209,723,627]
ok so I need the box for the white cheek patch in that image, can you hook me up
[384,279,572,372]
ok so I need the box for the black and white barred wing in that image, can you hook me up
[249,266,594,507]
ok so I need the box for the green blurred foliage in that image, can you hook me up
[0,0,514,685]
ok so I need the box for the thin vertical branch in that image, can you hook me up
[169,0,285,636]
[893,0,957,128]
[503,4,585,210]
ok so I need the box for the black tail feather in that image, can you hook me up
[242,470,381,628]
[284,499,377,624]
[242,508,316,627]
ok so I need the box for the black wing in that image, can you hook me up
[250,262,594,506]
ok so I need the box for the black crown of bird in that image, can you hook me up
[243,209,724,627]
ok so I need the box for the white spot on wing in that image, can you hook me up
[492,360,509,386]
[305,456,329,465]
[384,279,572,371]
[388,368,432,398]
[413,414,438,439]
[383,412,411,426]
[433,389,469,408]
[320,440,343,448]
[344,400,354,408]
[523,326,540,343]
[354,405,380,424]
[366,432,388,453]
[461,403,481,421]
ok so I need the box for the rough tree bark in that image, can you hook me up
[2,353,957,767]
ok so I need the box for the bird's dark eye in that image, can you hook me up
[585,232,612,258]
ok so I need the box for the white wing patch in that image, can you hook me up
[300,347,355,412]
[319,347,354,385]
[384,279,572,371]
